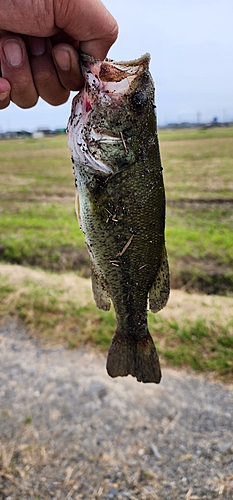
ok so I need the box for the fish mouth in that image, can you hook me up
[81,52,150,95]
[81,52,150,76]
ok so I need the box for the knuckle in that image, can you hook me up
[104,20,119,43]
[33,71,69,105]
[12,75,35,92]
[33,69,56,86]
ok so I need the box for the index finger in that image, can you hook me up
[54,0,118,60]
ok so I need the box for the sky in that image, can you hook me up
[0,0,233,131]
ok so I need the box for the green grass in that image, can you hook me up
[0,136,90,273]
[149,314,233,377]
[167,205,232,262]
[0,203,88,272]
[160,134,233,200]
[158,126,233,141]
[159,128,233,293]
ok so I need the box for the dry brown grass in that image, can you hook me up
[0,263,232,381]
[1,263,232,334]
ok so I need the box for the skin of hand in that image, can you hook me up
[0,0,118,109]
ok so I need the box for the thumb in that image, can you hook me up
[54,0,118,60]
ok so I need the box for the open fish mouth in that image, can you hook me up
[82,52,150,95]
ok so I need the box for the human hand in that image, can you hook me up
[0,0,118,109]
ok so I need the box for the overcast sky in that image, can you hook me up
[0,0,232,131]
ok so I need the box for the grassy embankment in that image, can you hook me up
[0,128,232,380]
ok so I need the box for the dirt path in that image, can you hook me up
[0,322,233,499]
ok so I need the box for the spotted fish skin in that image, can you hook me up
[67,53,170,383]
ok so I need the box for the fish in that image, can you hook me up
[67,52,170,383]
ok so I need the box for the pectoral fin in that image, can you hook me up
[149,244,170,313]
[90,259,111,311]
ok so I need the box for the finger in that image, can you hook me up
[54,0,118,60]
[27,36,70,106]
[0,34,38,108]
[79,21,118,61]
[0,78,11,109]
[52,43,84,91]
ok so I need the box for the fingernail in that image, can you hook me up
[53,49,71,71]
[29,37,46,56]
[0,91,10,101]
[3,39,23,67]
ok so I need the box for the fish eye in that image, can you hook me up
[130,91,148,110]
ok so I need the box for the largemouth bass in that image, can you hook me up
[67,53,170,383]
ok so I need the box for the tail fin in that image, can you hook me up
[106,331,161,384]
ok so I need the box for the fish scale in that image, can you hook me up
[67,53,170,383]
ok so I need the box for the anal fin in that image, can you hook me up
[149,244,170,313]
[90,260,111,311]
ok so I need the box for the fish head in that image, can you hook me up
[67,53,157,176]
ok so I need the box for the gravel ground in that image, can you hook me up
[0,322,233,500]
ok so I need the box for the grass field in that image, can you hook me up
[0,128,233,380]
[0,128,232,292]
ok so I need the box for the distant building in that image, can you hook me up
[32,131,44,139]
[17,130,32,138]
